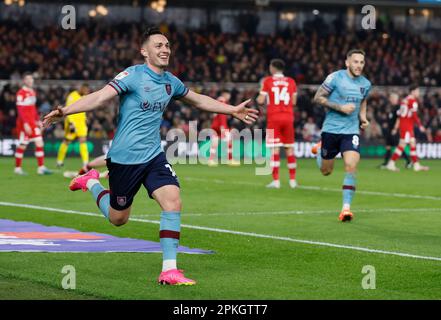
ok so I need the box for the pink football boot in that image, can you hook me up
[158,269,196,286]
[69,169,100,192]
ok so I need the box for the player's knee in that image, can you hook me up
[110,215,129,227]
[344,164,357,173]
[162,197,182,212]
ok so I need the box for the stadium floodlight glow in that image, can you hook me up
[158,0,166,6]
[312,9,320,15]
[89,9,97,17]
[96,5,108,16]
[4,0,13,5]
[280,12,296,21]
[422,9,430,17]
[18,0,24,6]
[382,33,389,39]
[157,5,165,13]
[409,8,415,15]
[151,1,158,9]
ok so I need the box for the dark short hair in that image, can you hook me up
[22,72,33,79]
[81,83,89,88]
[142,27,164,45]
[220,89,230,95]
[346,49,366,58]
[270,59,285,71]
[409,83,419,92]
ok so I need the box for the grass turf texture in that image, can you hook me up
[0,157,440,299]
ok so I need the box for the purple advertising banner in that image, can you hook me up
[0,219,213,254]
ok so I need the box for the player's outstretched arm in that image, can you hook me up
[43,85,117,128]
[180,90,259,124]
[359,99,369,129]
[313,86,355,115]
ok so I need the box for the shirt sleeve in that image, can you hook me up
[108,67,136,95]
[171,75,189,99]
[321,72,337,93]
[363,82,372,99]
[259,77,269,95]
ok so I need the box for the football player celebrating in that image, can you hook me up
[312,49,371,222]
[43,27,258,286]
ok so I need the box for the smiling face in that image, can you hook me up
[141,34,171,71]
[345,53,365,77]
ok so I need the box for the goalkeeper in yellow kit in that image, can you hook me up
[57,84,90,167]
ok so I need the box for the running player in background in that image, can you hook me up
[207,90,239,166]
[379,92,411,169]
[14,72,52,175]
[43,27,258,286]
[257,59,298,189]
[386,85,429,172]
[312,49,371,222]
[56,83,90,167]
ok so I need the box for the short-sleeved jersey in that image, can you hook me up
[260,74,297,120]
[65,90,87,123]
[320,69,371,134]
[397,95,422,131]
[16,87,38,126]
[107,64,189,164]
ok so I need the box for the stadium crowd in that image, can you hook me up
[1,18,441,144]
[1,19,441,86]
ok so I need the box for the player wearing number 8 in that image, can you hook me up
[312,49,372,222]
[257,59,298,189]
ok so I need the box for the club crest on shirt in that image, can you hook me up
[140,101,150,111]
[117,196,127,207]
[165,84,172,95]
[360,87,366,95]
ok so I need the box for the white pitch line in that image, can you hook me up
[1,201,441,262]
[183,177,441,201]
[131,207,441,217]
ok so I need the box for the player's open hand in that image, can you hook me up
[232,99,259,125]
[340,103,356,115]
[42,106,65,129]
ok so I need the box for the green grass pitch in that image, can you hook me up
[0,157,440,299]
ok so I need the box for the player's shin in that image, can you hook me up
[88,180,110,219]
[57,142,69,165]
[15,145,26,168]
[287,154,296,180]
[79,142,89,165]
[342,172,356,210]
[410,145,418,164]
[160,211,181,271]
[316,151,322,169]
[271,153,280,181]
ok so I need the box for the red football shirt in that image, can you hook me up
[16,87,38,127]
[397,95,422,131]
[260,74,297,121]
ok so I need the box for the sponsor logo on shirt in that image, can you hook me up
[115,71,129,80]
[165,84,172,95]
